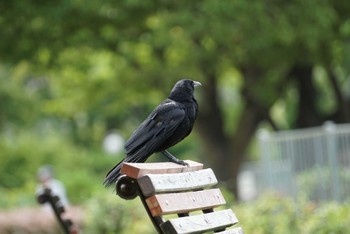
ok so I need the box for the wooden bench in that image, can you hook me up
[115,160,243,234]
[37,188,78,234]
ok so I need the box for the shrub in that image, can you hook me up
[83,191,153,234]
[297,166,350,202]
[0,128,120,208]
[234,193,350,234]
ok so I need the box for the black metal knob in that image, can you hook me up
[116,175,138,200]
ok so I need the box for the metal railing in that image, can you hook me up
[257,121,350,202]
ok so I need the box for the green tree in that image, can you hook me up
[1,0,350,196]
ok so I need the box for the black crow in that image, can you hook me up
[104,79,201,187]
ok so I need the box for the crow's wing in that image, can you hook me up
[124,100,185,159]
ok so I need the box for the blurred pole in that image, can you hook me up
[258,129,273,190]
[323,121,341,202]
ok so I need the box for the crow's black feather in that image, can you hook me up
[103,79,200,187]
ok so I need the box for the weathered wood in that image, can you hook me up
[216,227,244,234]
[116,161,242,233]
[145,188,226,216]
[138,168,217,197]
[160,209,238,234]
[121,160,203,179]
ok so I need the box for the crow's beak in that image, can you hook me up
[193,81,202,87]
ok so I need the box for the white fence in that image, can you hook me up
[256,121,350,202]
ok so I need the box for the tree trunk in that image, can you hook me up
[326,67,350,122]
[196,65,296,197]
[196,75,230,178]
[291,65,323,128]
[196,74,266,197]
[227,101,265,194]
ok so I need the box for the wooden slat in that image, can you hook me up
[138,168,217,197]
[121,160,203,179]
[160,209,238,234]
[216,227,244,234]
[145,188,226,216]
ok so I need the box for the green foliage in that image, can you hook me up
[303,202,350,234]
[1,0,350,147]
[0,123,198,208]
[1,0,350,219]
[0,63,42,127]
[12,2,350,126]
[82,192,350,233]
[235,193,350,234]
[236,193,298,233]
[0,126,121,208]
[84,191,153,234]
[297,166,350,202]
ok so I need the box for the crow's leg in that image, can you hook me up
[161,150,189,166]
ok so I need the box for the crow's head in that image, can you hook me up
[172,79,201,92]
[168,79,201,101]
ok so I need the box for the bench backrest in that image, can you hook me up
[116,160,243,234]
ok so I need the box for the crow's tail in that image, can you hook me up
[103,160,124,188]
[103,153,149,188]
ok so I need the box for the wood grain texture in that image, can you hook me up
[138,168,217,197]
[120,160,203,179]
[117,160,243,233]
[145,188,226,216]
[160,209,238,234]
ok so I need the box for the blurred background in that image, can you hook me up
[1,0,350,233]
